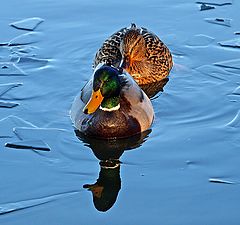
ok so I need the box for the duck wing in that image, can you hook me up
[141,27,173,70]
[93,27,127,68]
[119,72,154,132]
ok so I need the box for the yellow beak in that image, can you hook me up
[83,89,104,114]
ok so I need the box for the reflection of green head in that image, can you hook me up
[83,164,121,212]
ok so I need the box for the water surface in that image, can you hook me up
[0,0,240,224]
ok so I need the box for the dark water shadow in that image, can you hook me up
[75,130,151,212]
[140,78,169,99]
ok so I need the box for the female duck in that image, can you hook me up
[94,23,173,85]
[70,64,154,139]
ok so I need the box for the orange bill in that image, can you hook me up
[83,89,104,114]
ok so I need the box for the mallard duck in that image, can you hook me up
[70,64,154,139]
[94,23,173,85]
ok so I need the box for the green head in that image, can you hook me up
[83,65,121,114]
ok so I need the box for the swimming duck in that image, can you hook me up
[70,64,154,139]
[94,23,173,85]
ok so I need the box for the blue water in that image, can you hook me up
[0,0,240,224]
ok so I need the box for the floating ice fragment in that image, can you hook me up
[209,178,235,184]
[17,56,48,64]
[227,111,240,128]
[0,116,36,138]
[10,17,44,31]
[13,127,69,141]
[205,18,231,27]
[218,38,240,48]
[0,191,79,215]
[8,32,42,46]
[0,62,26,76]
[200,3,215,11]
[196,0,232,6]
[10,45,39,58]
[186,34,214,47]
[10,46,37,60]
[5,140,50,151]
[0,83,22,97]
[16,57,49,70]
[214,58,240,70]
[0,101,19,108]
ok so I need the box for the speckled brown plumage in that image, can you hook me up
[94,23,173,85]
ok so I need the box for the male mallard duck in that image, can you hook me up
[94,23,173,85]
[70,64,154,139]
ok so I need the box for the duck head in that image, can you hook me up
[83,65,121,114]
[120,27,146,70]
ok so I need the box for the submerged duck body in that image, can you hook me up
[71,64,154,139]
[94,23,173,85]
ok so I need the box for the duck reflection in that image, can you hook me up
[83,161,121,212]
[75,130,151,212]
